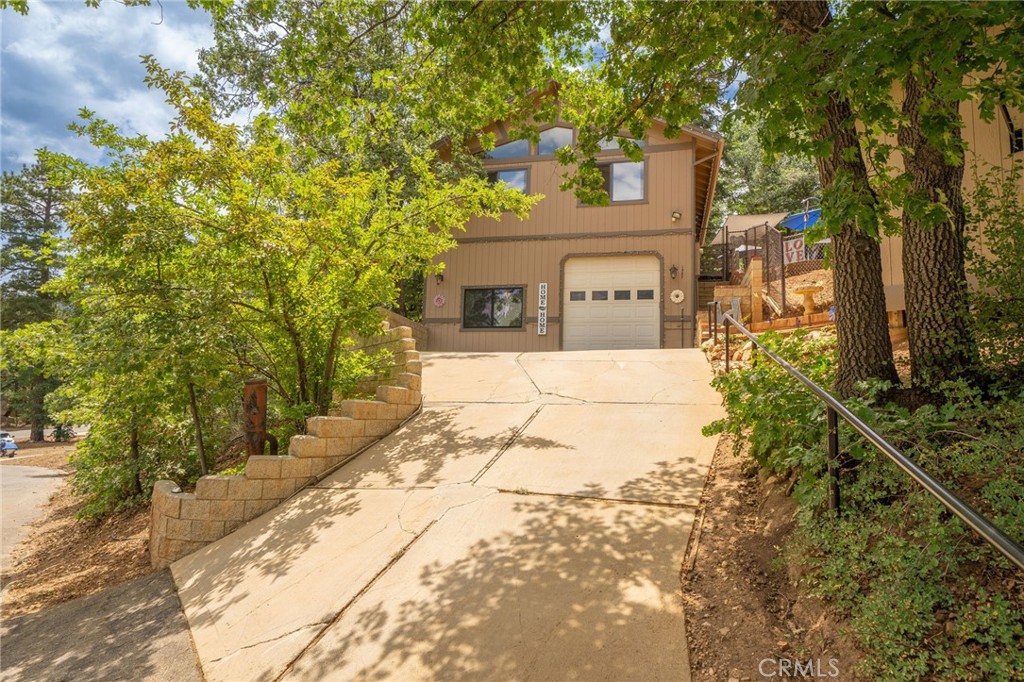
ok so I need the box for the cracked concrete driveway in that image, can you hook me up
[172,349,723,682]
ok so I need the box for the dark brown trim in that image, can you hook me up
[558,251,666,350]
[423,316,562,325]
[456,228,693,245]
[664,315,695,322]
[479,141,694,168]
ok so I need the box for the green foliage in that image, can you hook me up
[710,333,1024,680]
[0,321,65,438]
[45,58,535,517]
[51,423,76,442]
[1,156,70,438]
[714,115,820,220]
[1,155,68,328]
[966,159,1024,377]
[703,330,835,502]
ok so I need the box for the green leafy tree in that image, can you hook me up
[48,60,534,515]
[820,1,1024,391]
[966,159,1024,378]
[1,155,70,439]
[0,321,64,442]
[715,114,820,218]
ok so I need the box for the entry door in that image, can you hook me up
[562,255,660,350]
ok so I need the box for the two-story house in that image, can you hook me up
[422,120,724,351]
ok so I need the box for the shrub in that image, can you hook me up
[707,333,1024,680]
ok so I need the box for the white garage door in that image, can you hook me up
[563,255,661,351]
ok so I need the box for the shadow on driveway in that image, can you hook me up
[1,570,201,682]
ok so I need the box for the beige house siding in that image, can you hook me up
[424,120,718,352]
[424,234,695,352]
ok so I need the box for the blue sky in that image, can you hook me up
[1,0,214,173]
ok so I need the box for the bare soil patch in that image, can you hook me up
[780,268,834,315]
[1,441,155,617]
[683,435,863,681]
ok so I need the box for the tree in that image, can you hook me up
[1,155,70,439]
[715,115,820,218]
[47,60,534,514]
[0,322,64,442]
[824,2,1024,390]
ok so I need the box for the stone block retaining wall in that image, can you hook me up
[149,325,422,569]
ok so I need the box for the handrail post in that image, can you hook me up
[826,406,841,513]
[724,316,731,373]
[712,302,719,345]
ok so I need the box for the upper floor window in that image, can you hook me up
[487,169,528,193]
[598,137,646,151]
[485,138,530,159]
[599,161,645,202]
[538,127,574,155]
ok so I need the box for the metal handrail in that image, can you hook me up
[709,301,1024,572]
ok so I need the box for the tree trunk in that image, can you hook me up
[30,419,45,442]
[776,2,899,396]
[898,73,978,389]
[130,426,144,497]
[187,383,208,476]
[316,321,344,417]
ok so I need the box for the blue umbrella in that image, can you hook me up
[778,208,821,232]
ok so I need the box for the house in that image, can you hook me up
[422,119,724,351]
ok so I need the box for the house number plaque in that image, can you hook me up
[537,282,548,335]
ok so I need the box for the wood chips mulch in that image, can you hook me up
[1,441,154,618]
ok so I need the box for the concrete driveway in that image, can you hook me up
[172,350,723,682]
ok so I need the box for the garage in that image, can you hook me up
[562,255,661,350]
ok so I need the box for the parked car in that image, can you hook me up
[0,432,14,445]
[2,440,17,457]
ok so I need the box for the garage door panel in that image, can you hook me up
[563,256,660,351]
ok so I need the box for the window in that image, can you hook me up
[487,169,528,193]
[591,290,609,301]
[485,139,529,159]
[569,291,586,301]
[637,289,655,300]
[538,127,573,155]
[463,287,524,328]
[614,290,631,300]
[598,137,646,151]
[599,161,645,202]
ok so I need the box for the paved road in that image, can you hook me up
[1,425,89,443]
[1,571,202,682]
[172,349,723,682]
[1,464,67,574]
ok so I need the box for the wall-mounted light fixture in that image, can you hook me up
[435,273,444,285]
[671,211,682,222]
[669,264,679,279]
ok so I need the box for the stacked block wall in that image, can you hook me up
[379,308,429,351]
[149,326,422,569]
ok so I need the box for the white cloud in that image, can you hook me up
[1,0,214,171]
